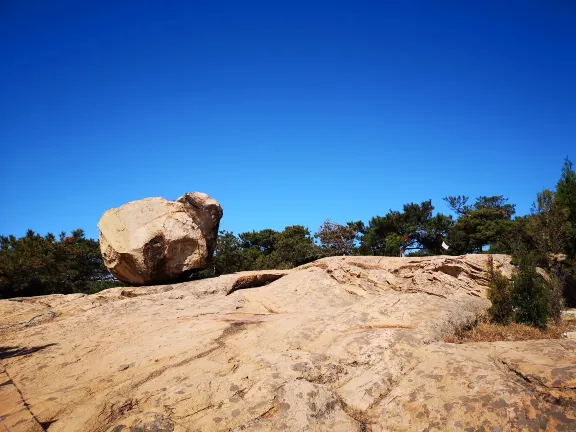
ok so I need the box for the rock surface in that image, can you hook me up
[98,192,223,285]
[1,254,575,431]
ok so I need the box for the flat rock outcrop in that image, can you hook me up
[1,254,575,431]
[98,192,223,285]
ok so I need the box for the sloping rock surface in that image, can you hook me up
[1,255,575,431]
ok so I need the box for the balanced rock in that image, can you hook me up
[98,192,223,285]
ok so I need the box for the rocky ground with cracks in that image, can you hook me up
[1,254,575,431]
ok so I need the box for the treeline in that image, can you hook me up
[202,195,519,276]
[1,159,575,304]
[0,230,120,298]
[209,160,575,268]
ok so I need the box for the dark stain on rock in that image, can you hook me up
[292,362,310,372]
[261,404,280,419]
[490,398,509,410]
[551,366,573,386]
[424,374,443,382]
[143,233,168,282]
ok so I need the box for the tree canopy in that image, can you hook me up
[0,229,119,298]
[360,200,453,256]
[443,195,516,254]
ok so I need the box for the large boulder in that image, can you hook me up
[98,192,223,285]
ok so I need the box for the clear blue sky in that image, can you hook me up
[1,1,575,240]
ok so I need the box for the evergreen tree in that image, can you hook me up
[486,255,514,325]
[555,158,576,257]
[361,200,452,256]
[444,195,516,254]
[0,229,117,298]
[511,253,549,329]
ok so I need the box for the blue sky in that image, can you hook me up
[1,1,575,240]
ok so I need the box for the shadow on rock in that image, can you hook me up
[0,343,57,360]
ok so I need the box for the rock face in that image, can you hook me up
[98,192,223,285]
[1,254,575,431]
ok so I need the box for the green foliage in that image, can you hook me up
[384,233,403,256]
[0,229,120,298]
[239,229,279,256]
[486,250,564,329]
[488,273,514,324]
[346,221,366,235]
[361,200,452,256]
[503,160,575,311]
[546,266,565,324]
[444,195,515,254]
[486,255,514,325]
[443,195,471,216]
[204,226,320,276]
[555,158,576,256]
[263,225,318,269]
[511,253,549,329]
[212,230,247,275]
[526,189,569,261]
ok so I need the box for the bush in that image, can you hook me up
[486,255,514,324]
[488,274,514,325]
[511,254,549,329]
[546,266,565,324]
[486,254,557,329]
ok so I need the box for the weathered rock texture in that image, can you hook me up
[1,255,575,431]
[98,192,223,285]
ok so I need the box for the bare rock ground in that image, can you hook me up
[1,255,574,431]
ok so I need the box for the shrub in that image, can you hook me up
[511,254,549,329]
[546,266,565,324]
[486,255,513,325]
[488,272,514,325]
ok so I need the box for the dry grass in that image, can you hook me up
[445,314,576,343]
